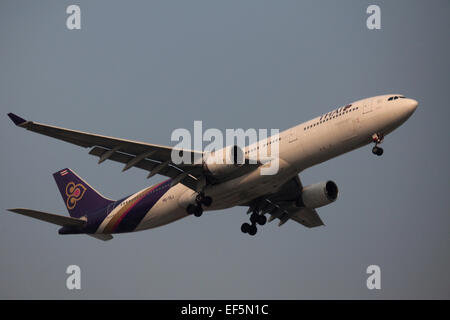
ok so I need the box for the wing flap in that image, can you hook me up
[89,146,201,190]
[290,207,324,228]
[244,175,326,229]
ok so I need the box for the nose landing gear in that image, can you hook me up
[371,133,384,156]
[241,211,267,236]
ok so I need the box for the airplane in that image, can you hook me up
[6,94,418,240]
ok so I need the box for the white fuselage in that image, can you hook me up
[133,94,418,231]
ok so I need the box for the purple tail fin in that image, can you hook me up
[53,168,114,218]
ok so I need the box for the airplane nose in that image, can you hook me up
[398,98,418,120]
[406,99,418,114]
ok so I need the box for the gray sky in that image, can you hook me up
[1,0,449,299]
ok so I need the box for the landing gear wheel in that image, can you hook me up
[241,222,251,234]
[372,146,383,156]
[196,193,213,207]
[193,205,203,217]
[186,204,197,215]
[248,224,257,236]
[187,204,203,217]
[257,214,267,226]
[250,213,258,224]
[202,196,213,207]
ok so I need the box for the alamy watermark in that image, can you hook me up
[66,264,81,290]
[366,265,381,290]
[66,5,81,30]
[366,5,381,30]
[171,121,280,175]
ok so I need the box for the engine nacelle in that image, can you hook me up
[298,180,338,209]
[203,145,245,177]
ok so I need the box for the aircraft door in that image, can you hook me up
[288,130,298,143]
[363,101,373,114]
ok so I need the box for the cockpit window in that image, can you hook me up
[388,95,406,101]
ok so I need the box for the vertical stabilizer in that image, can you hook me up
[52,168,114,218]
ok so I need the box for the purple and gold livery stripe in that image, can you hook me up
[102,180,170,234]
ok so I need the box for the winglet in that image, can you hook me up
[7,113,27,126]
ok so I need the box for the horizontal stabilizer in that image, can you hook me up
[7,208,86,227]
[88,234,113,241]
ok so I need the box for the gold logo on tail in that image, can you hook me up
[65,182,86,210]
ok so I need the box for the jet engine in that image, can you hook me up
[203,145,245,177]
[297,180,339,209]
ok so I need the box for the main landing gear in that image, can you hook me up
[186,192,212,217]
[371,133,384,156]
[241,211,267,236]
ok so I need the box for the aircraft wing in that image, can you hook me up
[7,113,204,190]
[244,175,325,228]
